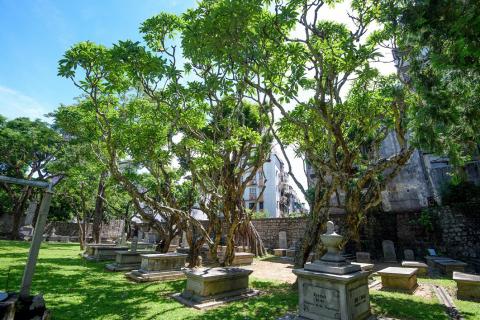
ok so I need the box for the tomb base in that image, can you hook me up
[82,245,129,261]
[293,268,371,320]
[172,267,260,309]
[453,272,480,301]
[378,267,418,293]
[105,250,156,271]
[125,252,187,282]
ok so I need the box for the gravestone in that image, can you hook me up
[427,248,437,256]
[404,249,415,261]
[131,236,138,252]
[293,221,371,320]
[382,240,397,262]
[356,252,371,263]
[24,201,38,226]
[378,267,418,293]
[278,231,287,249]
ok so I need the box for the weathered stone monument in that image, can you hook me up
[82,244,129,261]
[292,221,371,320]
[378,267,418,293]
[172,267,260,309]
[24,201,38,227]
[403,249,415,261]
[105,249,157,272]
[453,271,480,300]
[382,240,397,263]
[126,253,187,282]
[274,231,288,257]
[181,231,188,248]
[401,261,428,276]
[356,252,371,264]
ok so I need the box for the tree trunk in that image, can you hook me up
[294,207,329,268]
[76,216,85,250]
[92,171,107,243]
[10,187,32,240]
[222,222,238,266]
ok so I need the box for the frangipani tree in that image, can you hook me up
[183,0,415,267]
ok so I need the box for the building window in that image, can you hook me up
[249,187,256,199]
[249,202,255,210]
[259,201,264,210]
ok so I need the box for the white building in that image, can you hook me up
[243,152,306,218]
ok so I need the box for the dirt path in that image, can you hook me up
[244,257,297,283]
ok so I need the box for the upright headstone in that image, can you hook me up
[404,249,415,261]
[427,248,437,256]
[24,201,38,226]
[382,240,397,262]
[131,236,138,253]
[278,231,287,249]
[356,251,372,263]
[138,230,144,241]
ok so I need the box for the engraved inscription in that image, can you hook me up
[301,284,340,319]
[350,285,370,316]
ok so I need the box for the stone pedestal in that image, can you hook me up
[105,250,157,271]
[172,267,260,309]
[126,253,187,282]
[292,221,371,320]
[231,252,254,266]
[378,267,418,293]
[401,261,428,276]
[82,245,129,261]
[434,259,467,276]
[274,249,286,257]
[453,271,480,301]
[294,269,370,320]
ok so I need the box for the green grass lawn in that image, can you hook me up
[1,240,479,320]
[0,241,297,319]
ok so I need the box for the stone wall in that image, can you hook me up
[0,213,124,241]
[251,204,480,261]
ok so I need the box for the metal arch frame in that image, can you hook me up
[0,175,55,298]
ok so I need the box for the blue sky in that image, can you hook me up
[0,0,195,120]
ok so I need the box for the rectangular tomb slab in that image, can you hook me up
[231,252,254,266]
[434,259,467,277]
[172,267,260,309]
[378,267,418,293]
[105,250,157,271]
[82,245,130,261]
[126,253,188,282]
[453,271,480,301]
[402,261,428,276]
[274,249,286,257]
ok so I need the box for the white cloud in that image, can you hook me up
[0,86,51,121]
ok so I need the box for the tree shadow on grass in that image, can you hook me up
[370,291,450,320]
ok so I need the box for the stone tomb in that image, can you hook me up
[274,249,286,257]
[356,252,371,264]
[105,250,157,271]
[401,261,428,276]
[425,255,451,268]
[403,249,415,261]
[293,221,371,320]
[382,240,397,263]
[172,267,260,309]
[453,271,480,301]
[82,244,129,261]
[126,253,187,282]
[231,252,254,266]
[378,267,418,293]
[434,259,467,277]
